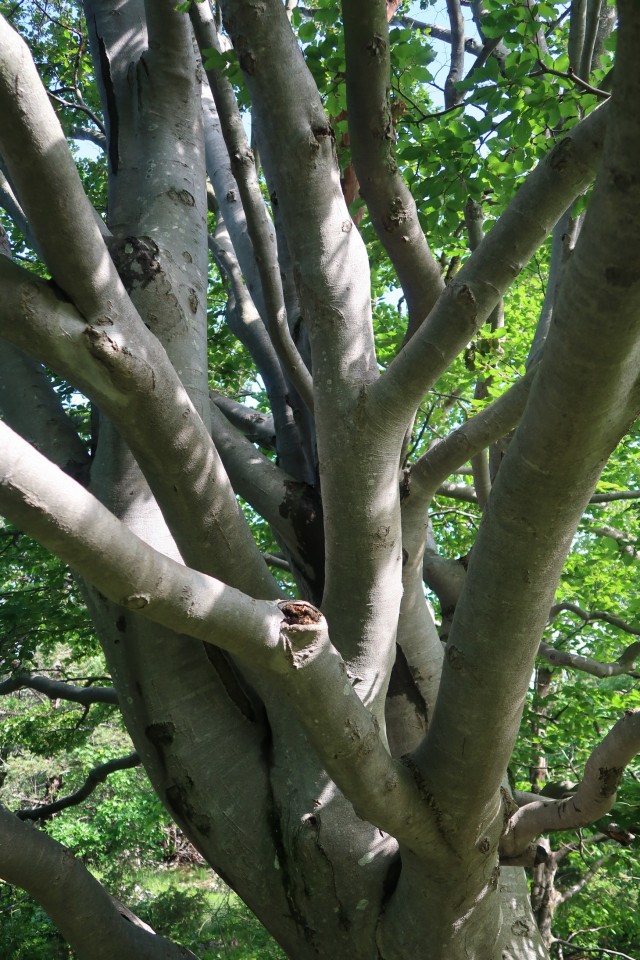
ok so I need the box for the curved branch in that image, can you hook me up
[549,602,640,638]
[17,752,140,821]
[0,674,119,705]
[0,804,198,960]
[501,710,640,858]
[541,602,640,677]
[538,640,640,678]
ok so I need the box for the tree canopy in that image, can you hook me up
[1,1,640,959]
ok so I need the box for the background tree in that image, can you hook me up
[1,1,640,959]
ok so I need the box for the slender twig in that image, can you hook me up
[552,942,637,960]
[548,602,640,637]
[16,753,141,821]
[48,91,107,135]
[536,60,611,99]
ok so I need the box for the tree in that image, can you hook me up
[1,0,640,957]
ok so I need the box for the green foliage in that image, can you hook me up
[123,870,286,960]
[0,885,71,960]
[0,527,96,670]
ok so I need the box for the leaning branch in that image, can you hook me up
[0,674,119,706]
[0,419,283,663]
[17,752,140,821]
[501,710,640,858]
[0,804,198,960]
[407,371,534,507]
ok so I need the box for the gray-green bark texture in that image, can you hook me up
[0,1,639,958]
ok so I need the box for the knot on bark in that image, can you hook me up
[278,600,322,626]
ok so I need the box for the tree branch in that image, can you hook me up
[444,0,465,109]
[67,124,107,151]
[16,752,140,821]
[0,255,279,600]
[589,490,640,503]
[501,710,640,858]
[549,602,640,638]
[210,391,276,449]
[0,674,119,706]
[553,941,636,960]
[342,0,445,337]
[0,803,198,960]
[556,855,608,906]
[391,15,482,57]
[433,482,640,508]
[412,0,640,838]
[208,400,323,588]
[0,341,90,484]
[0,16,130,322]
[538,640,640,678]
[408,371,534,507]
[0,164,40,255]
[209,223,310,478]
[0,419,283,664]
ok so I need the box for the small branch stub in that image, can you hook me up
[278,600,322,626]
[278,601,325,666]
